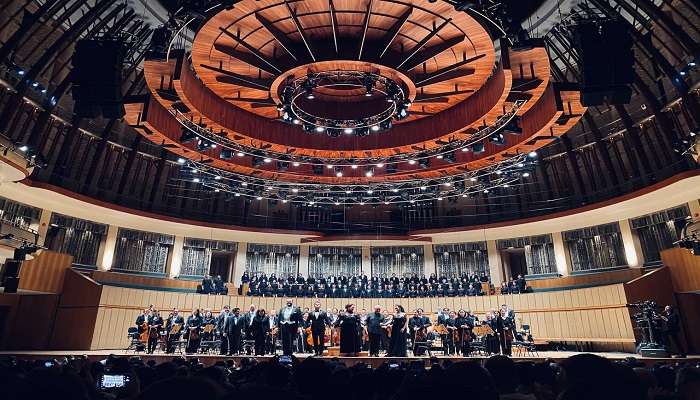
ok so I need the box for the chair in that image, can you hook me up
[126,327,144,352]
[512,324,538,356]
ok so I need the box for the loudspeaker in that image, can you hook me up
[71,39,125,118]
[1,259,22,293]
[572,21,634,106]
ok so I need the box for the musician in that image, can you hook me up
[485,311,500,354]
[662,305,686,357]
[201,309,216,343]
[185,309,203,354]
[443,311,458,355]
[308,301,330,356]
[165,308,185,353]
[135,308,150,334]
[437,307,451,355]
[242,304,257,342]
[387,305,408,357]
[251,309,271,356]
[217,305,231,355]
[494,308,513,356]
[409,308,431,355]
[146,310,163,354]
[277,299,303,356]
[454,309,474,356]
[365,305,386,357]
[336,304,361,356]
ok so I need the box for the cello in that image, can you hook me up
[139,320,149,344]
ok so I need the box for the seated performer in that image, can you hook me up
[308,301,330,356]
[185,309,203,354]
[146,309,163,354]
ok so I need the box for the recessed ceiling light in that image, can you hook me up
[236,152,245,157]
[523,172,530,177]
[367,190,374,194]
[343,128,354,134]
[214,176,221,180]
[292,162,300,167]
[376,163,384,168]
[392,188,399,193]
[241,182,248,187]
[371,125,380,131]
[177,158,185,164]
[263,158,272,163]
[327,165,333,169]
[351,165,358,169]
[336,171,343,177]
[292,188,299,193]
[408,160,416,165]
[365,171,373,177]
[470,177,477,182]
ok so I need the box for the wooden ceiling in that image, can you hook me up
[191,0,495,121]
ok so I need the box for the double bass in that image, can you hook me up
[139,320,149,344]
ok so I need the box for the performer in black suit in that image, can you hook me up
[251,309,271,356]
[216,305,231,355]
[165,309,185,353]
[409,308,431,355]
[223,307,243,355]
[277,298,303,355]
[662,305,685,357]
[307,300,330,355]
[365,305,386,356]
[146,310,163,354]
[241,304,257,342]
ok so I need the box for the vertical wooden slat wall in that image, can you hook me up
[18,250,74,293]
[660,248,700,292]
[88,284,636,351]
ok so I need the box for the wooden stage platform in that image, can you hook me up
[1,350,696,368]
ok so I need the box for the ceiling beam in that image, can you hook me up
[413,96,450,103]
[329,0,339,53]
[213,43,280,75]
[284,0,316,61]
[398,35,464,71]
[224,96,276,106]
[358,0,373,60]
[255,12,298,61]
[395,18,452,70]
[413,53,485,86]
[201,64,272,90]
[414,68,475,87]
[511,78,544,92]
[218,27,282,74]
[378,7,413,59]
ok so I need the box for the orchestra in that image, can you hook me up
[131,301,532,358]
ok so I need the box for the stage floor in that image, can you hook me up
[1,350,696,367]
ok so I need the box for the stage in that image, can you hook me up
[1,350,696,368]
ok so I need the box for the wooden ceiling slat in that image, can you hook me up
[395,18,452,70]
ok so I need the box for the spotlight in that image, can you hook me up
[214,176,222,180]
[418,158,430,168]
[408,160,417,165]
[292,188,299,193]
[483,189,489,193]
[177,157,186,164]
[470,177,477,182]
[256,196,263,200]
[292,161,301,167]
[367,190,374,194]
[236,151,245,157]
[263,157,272,163]
[193,178,200,183]
[293,118,301,125]
[371,125,380,131]
[336,171,343,177]
[315,126,325,132]
[241,182,248,187]
[392,188,399,193]
[443,182,452,187]
[437,197,443,201]
[490,133,505,145]
[436,155,443,159]
[326,164,334,169]
[180,129,197,143]
[365,170,373,177]
[343,128,354,134]
[528,150,538,158]
[282,199,288,203]
[420,185,427,190]
[219,149,234,160]
[461,147,469,152]
[376,163,384,168]
[522,172,530,177]
[351,164,358,169]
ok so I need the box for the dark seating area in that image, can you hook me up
[2,353,699,400]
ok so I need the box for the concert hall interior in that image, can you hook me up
[1,0,700,398]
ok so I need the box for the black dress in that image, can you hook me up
[338,313,361,354]
[388,314,407,357]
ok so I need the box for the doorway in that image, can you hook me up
[501,248,527,281]
[209,252,235,282]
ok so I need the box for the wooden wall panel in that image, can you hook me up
[86,283,636,350]
[676,292,700,354]
[528,268,644,290]
[51,270,103,350]
[18,250,74,293]
[660,248,700,292]
[0,293,59,350]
